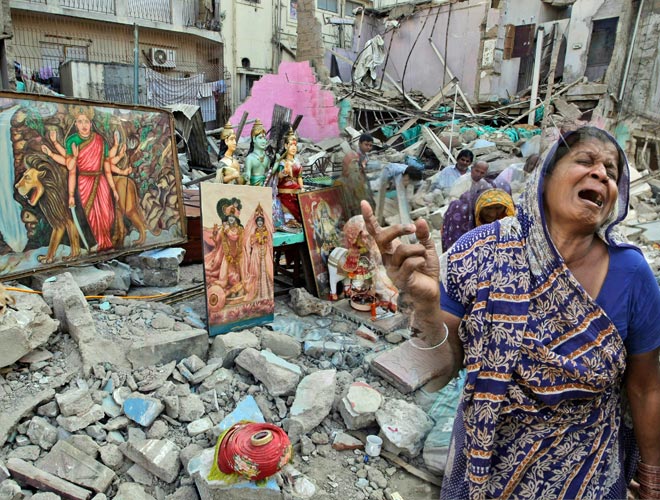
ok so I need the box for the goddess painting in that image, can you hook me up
[243,203,274,301]
[41,105,128,251]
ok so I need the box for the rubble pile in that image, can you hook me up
[0,261,441,500]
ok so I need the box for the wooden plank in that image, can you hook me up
[7,458,92,500]
[234,111,249,138]
[348,431,443,487]
[380,450,444,487]
[384,72,422,110]
[421,126,456,164]
[428,39,475,116]
[385,77,458,146]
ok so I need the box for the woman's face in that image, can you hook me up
[75,114,92,137]
[225,133,237,152]
[286,139,298,156]
[480,204,507,224]
[543,138,619,233]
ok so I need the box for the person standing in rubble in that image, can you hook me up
[339,133,376,217]
[361,126,660,499]
[430,149,474,196]
[447,160,490,200]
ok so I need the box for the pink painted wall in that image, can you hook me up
[230,61,340,142]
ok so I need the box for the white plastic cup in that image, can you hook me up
[365,435,383,457]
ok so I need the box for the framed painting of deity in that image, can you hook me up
[200,182,274,335]
[298,187,346,299]
[0,91,186,279]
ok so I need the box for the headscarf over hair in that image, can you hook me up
[474,189,515,227]
[251,119,266,138]
[522,125,631,277]
[440,126,636,499]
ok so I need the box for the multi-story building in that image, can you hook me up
[222,0,371,108]
[6,0,226,126]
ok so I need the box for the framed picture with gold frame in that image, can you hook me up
[298,187,346,299]
[200,183,274,335]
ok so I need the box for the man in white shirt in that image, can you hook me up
[448,160,489,200]
[430,149,474,195]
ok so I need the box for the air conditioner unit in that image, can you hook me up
[149,47,176,68]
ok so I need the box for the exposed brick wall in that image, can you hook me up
[296,0,330,83]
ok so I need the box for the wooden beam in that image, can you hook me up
[235,111,249,138]
[428,39,475,116]
[528,26,545,125]
[508,77,583,127]
[384,72,422,110]
[385,77,458,146]
[541,24,562,128]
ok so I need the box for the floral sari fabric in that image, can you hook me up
[440,130,635,499]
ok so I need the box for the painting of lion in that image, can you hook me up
[113,175,160,247]
[14,154,85,263]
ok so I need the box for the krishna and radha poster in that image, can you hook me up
[200,183,274,335]
[0,92,185,278]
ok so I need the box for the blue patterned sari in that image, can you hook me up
[440,130,637,499]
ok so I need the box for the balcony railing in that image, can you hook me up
[14,0,221,29]
[128,0,172,24]
[59,0,115,14]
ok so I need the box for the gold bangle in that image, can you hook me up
[408,322,449,350]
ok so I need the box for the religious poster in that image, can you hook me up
[290,0,298,20]
[200,182,274,335]
[298,187,346,299]
[0,92,186,279]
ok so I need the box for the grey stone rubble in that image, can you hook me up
[2,133,657,498]
[0,260,440,500]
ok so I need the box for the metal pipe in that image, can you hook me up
[618,0,644,103]
[133,23,139,104]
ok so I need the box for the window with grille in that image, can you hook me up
[318,0,338,13]
[40,42,88,77]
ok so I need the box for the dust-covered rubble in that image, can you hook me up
[0,265,440,500]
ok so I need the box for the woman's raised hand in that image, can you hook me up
[360,200,440,305]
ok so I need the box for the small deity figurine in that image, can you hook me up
[215,121,245,185]
[243,119,270,186]
[274,128,303,222]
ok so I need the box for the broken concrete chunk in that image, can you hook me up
[119,439,181,483]
[7,457,92,500]
[289,288,332,316]
[114,481,156,500]
[177,395,205,422]
[56,404,104,433]
[187,417,213,436]
[287,370,336,442]
[209,331,260,368]
[33,267,116,296]
[126,248,185,287]
[36,440,115,493]
[127,329,209,369]
[99,443,124,470]
[0,306,59,368]
[339,382,383,430]
[0,388,55,448]
[376,398,433,457]
[259,330,302,359]
[122,396,164,427]
[235,348,301,397]
[56,388,94,417]
[27,416,58,451]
